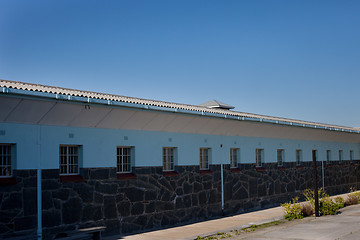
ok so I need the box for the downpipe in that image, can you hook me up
[220,144,224,216]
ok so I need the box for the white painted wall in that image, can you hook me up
[0,122,359,170]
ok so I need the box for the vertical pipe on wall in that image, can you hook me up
[37,169,42,240]
[312,150,319,217]
[322,160,325,191]
[37,126,42,240]
[220,144,224,215]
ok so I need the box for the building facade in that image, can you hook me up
[0,79,359,239]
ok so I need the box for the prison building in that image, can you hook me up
[0,79,359,239]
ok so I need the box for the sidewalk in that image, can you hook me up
[106,206,284,240]
[105,192,355,240]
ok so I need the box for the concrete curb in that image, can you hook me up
[181,216,284,240]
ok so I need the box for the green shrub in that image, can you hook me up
[334,196,345,208]
[281,197,304,220]
[320,196,339,215]
[302,188,340,216]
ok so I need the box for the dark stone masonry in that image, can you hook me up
[1,161,359,239]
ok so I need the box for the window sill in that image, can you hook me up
[255,166,266,172]
[230,168,241,173]
[60,175,84,183]
[200,169,213,175]
[0,177,17,185]
[277,166,286,171]
[117,172,137,180]
[163,171,179,177]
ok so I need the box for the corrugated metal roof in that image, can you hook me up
[0,79,358,132]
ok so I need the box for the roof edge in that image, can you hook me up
[0,79,358,133]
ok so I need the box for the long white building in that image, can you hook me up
[0,79,359,239]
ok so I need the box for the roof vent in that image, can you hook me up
[199,100,234,110]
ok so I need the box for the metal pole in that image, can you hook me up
[313,150,319,217]
[322,159,325,191]
[37,169,42,239]
[220,144,224,215]
[37,126,42,240]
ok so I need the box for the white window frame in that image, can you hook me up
[256,149,264,167]
[0,144,13,177]
[230,148,239,168]
[296,149,302,165]
[163,147,176,171]
[277,149,284,166]
[200,148,210,170]
[59,145,80,175]
[117,146,132,173]
[326,150,331,163]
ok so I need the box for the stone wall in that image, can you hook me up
[0,170,37,235]
[1,161,359,239]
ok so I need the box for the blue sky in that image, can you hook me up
[1,1,359,127]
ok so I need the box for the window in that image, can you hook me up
[296,150,302,165]
[326,150,331,163]
[0,144,13,177]
[200,148,210,170]
[312,150,318,161]
[339,150,343,163]
[350,150,354,161]
[117,147,132,173]
[277,149,284,166]
[256,149,264,167]
[230,148,239,168]
[59,145,79,175]
[163,147,175,171]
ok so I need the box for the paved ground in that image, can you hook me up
[234,204,360,240]
[106,192,360,240]
[107,207,284,240]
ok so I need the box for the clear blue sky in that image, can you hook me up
[1,1,359,127]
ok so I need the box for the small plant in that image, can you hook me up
[300,202,313,217]
[303,188,327,207]
[302,188,340,216]
[195,237,204,240]
[346,187,360,205]
[319,196,339,215]
[281,197,304,220]
[334,196,345,208]
[216,232,224,235]
[345,194,358,205]
[249,224,258,231]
